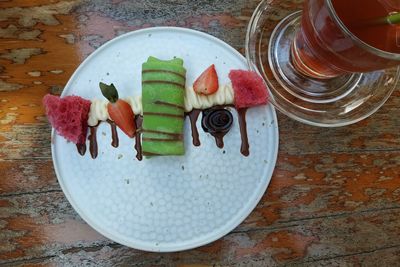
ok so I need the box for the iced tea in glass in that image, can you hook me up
[293,0,400,79]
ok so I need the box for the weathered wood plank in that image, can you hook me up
[0,191,110,263]
[0,159,58,195]
[2,206,400,266]
[293,246,400,267]
[278,97,400,155]
[7,246,400,267]
[0,123,51,160]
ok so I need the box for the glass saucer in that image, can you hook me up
[246,0,400,127]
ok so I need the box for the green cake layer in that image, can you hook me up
[141,56,186,156]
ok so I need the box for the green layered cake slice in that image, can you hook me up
[141,56,186,156]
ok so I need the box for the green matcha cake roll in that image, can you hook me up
[141,56,186,156]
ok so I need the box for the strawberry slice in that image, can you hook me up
[100,82,136,138]
[193,64,219,95]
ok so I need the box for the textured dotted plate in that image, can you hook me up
[52,27,279,252]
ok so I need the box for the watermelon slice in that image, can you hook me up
[43,94,91,144]
[229,70,268,109]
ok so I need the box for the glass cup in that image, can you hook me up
[246,0,400,127]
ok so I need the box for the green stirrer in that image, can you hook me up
[365,12,400,26]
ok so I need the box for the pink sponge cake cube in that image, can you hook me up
[229,70,269,109]
[43,94,91,144]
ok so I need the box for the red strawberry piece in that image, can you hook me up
[100,82,136,138]
[43,94,91,144]
[193,64,219,95]
[229,70,269,109]
[108,100,136,138]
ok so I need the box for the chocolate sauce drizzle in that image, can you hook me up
[142,69,186,79]
[237,108,250,157]
[134,116,143,161]
[76,106,250,159]
[76,143,86,156]
[186,105,250,156]
[88,125,98,159]
[187,109,201,146]
[142,80,185,89]
[107,120,119,148]
[201,108,233,149]
[141,130,183,139]
[144,112,182,119]
[154,100,185,111]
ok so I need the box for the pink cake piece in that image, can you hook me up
[43,94,91,144]
[229,70,268,109]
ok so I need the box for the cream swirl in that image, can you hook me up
[184,83,234,112]
[88,99,110,126]
[125,95,143,115]
[88,84,234,125]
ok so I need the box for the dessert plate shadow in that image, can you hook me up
[52,27,279,252]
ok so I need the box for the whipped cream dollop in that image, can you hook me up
[125,95,143,115]
[184,83,234,112]
[88,99,110,126]
[87,84,234,125]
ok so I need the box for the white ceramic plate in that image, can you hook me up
[52,27,279,252]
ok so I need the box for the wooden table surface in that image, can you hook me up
[1,0,400,266]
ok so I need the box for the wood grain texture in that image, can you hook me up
[1,0,400,266]
[2,204,400,266]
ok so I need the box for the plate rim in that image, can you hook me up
[51,26,279,252]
